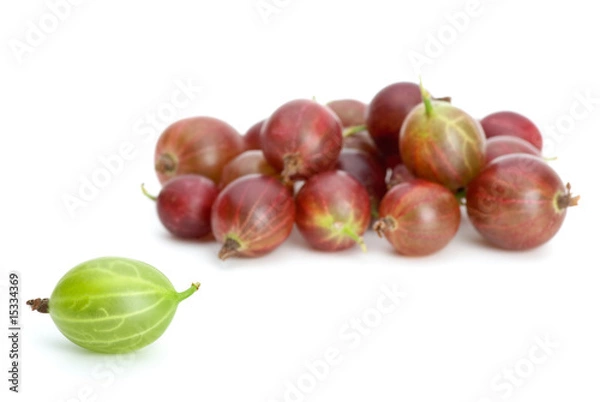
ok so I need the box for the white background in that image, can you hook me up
[2,0,600,401]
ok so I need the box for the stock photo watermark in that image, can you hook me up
[7,0,87,64]
[476,334,559,402]
[267,284,407,402]
[7,272,21,393]
[60,77,202,219]
[255,0,293,24]
[55,352,137,402]
[544,89,599,156]
[407,0,485,75]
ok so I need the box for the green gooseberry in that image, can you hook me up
[27,256,200,354]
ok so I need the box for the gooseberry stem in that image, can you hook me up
[141,183,158,201]
[156,153,176,174]
[176,282,201,303]
[281,154,301,184]
[373,216,396,238]
[340,225,367,252]
[454,188,467,205]
[419,77,433,117]
[26,298,50,314]
[342,124,367,137]
[218,237,242,260]
[433,96,452,103]
[556,182,580,209]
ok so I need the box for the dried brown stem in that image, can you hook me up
[218,237,241,260]
[557,182,580,209]
[26,298,50,314]
[373,216,396,237]
[281,154,301,184]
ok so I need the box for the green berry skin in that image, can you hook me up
[48,257,197,354]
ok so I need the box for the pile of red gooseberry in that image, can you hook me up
[142,81,580,259]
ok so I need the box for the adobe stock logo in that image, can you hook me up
[7,0,87,65]
[267,284,407,402]
[543,90,600,156]
[407,0,486,75]
[56,352,137,402]
[255,0,292,24]
[476,334,559,402]
[61,77,202,219]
